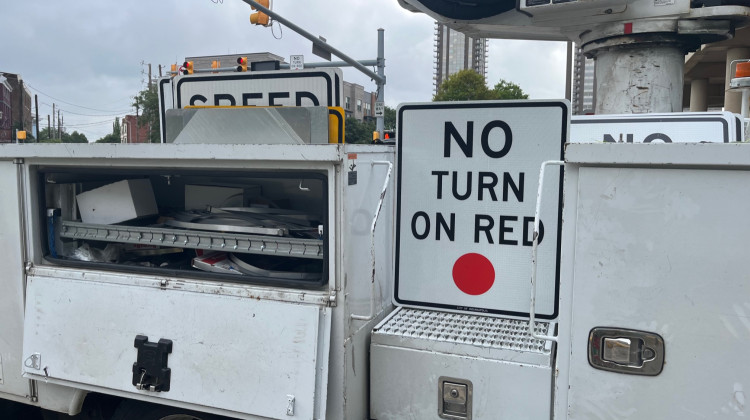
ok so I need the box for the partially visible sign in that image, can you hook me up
[160,69,344,142]
[571,112,740,144]
[395,101,568,318]
[290,55,304,70]
[374,101,385,117]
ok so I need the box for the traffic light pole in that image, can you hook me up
[240,0,386,138]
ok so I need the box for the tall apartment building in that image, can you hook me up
[433,22,488,93]
[571,45,596,115]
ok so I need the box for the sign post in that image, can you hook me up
[395,101,569,318]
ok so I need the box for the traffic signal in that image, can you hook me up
[183,61,194,75]
[250,0,271,27]
[237,57,248,72]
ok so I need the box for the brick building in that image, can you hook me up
[120,115,150,143]
[0,73,33,136]
[0,76,12,143]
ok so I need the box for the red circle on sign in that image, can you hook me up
[452,253,495,295]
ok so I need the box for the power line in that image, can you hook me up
[38,101,131,117]
[27,84,134,113]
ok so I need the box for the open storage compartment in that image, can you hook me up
[39,166,328,289]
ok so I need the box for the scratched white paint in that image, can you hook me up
[562,161,750,419]
[22,274,331,420]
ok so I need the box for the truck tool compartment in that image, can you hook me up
[41,167,328,288]
[14,144,350,420]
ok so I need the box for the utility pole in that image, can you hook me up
[18,79,24,133]
[158,64,163,78]
[57,110,61,140]
[52,103,55,139]
[148,63,152,90]
[47,115,50,140]
[35,94,39,142]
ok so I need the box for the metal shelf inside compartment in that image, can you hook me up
[59,220,323,259]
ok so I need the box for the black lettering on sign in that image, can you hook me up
[411,211,430,240]
[296,91,320,106]
[432,171,449,199]
[269,92,290,106]
[242,93,262,106]
[214,94,236,106]
[189,95,208,106]
[452,172,472,200]
[436,213,455,241]
[603,134,635,143]
[478,172,498,201]
[444,120,513,158]
[444,121,474,158]
[643,133,672,143]
[411,212,455,241]
[474,214,494,244]
[504,172,524,202]
[481,120,513,158]
[499,215,518,245]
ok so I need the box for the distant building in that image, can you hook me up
[343,82,376,122]
[121,115,150,143]
[571,45,596,115]
[0,76,12,143]
[433,22,488,94]
[0,72,33,140]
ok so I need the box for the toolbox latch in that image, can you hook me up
[439,376,472,420]
[132,335,172,392]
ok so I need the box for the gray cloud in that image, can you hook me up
[1,0,565,140]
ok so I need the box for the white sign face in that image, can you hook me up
[374,101,385,117]
[571,112,738,144]
[395,101,568,318]
[290,55,304,70]
[171,68,343,110]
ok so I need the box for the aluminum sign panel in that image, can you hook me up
[570,112,740,144]
[395,101,568,318]
[173,68,343,109]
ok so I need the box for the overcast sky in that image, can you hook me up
[0,0,567,141]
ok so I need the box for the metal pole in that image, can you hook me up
[35,94,39,142]
[376,28,385,139]
[239,0,385,85]
[565,41,572,102]
[279,60,378,69]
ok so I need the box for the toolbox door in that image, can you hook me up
[22,270,332,420]
[0,160,30,399]
[565,166,750,419]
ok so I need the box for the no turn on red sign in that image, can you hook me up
[395,101,568,318]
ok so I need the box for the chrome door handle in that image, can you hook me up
[589,327,665,376]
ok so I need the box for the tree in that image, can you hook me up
[113,117,121,138]
[64,131,88,143]
[492,80,529,100]
[133,87,160,143]
[433,69,493,101]
[384,106,396,130]
[345,117,376,144]
[433,69,528,102]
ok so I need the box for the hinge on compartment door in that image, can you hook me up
[328,290,337,307]
[24,262,33,274]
